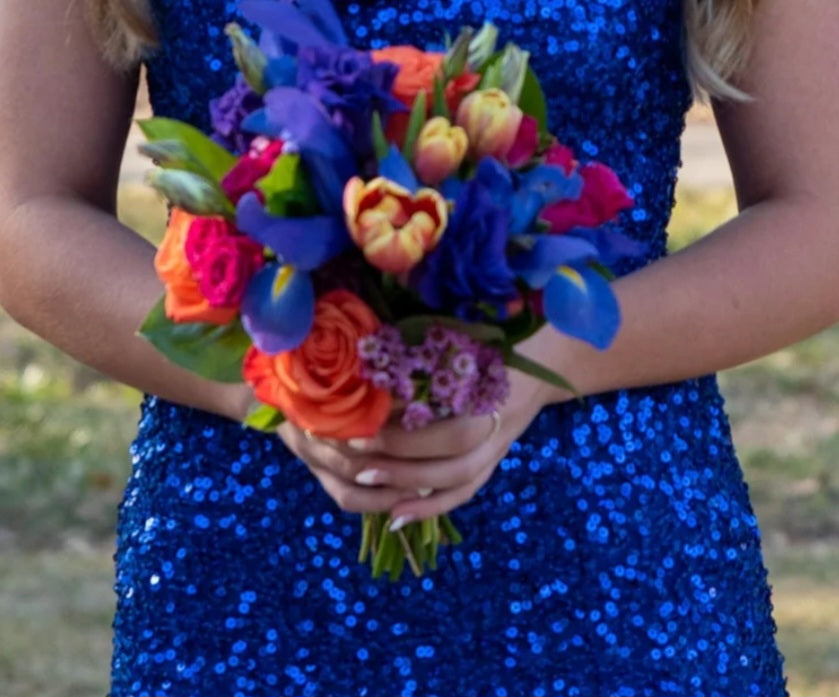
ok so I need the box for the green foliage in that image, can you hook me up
[372,111,390,161]
[244,404,285,432]
[145,169,235,218]
[517,65,548,132]
[138,298,249,383]
[258,154,318,217]
[402,90,428,162]
[137,117,238,182]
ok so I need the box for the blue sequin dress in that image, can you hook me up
[111,1,789,695]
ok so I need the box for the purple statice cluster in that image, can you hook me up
[358,324,510,431]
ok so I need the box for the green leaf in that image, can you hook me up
[257,154,318,217]
[371,111,390,162]
[478,59,503,90]
[432,75,451,119]
[504,348,580,397]
[589,261,616,281]
[401,90,428,162]
[396,315,506,345]
[137,140,211,179]
[442,26,473,79]
[517,65,549,133]
[138,297,250,383]
[243,404,285,432]
[137,117,238,183]
[501,303,544,344]
[146,169,235,218]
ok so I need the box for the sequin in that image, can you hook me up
[114,0,788,695]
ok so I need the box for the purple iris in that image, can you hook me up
[209,75,264,154]
[413,163,519,321]
[296,45,403,160]
[236,192,351,354]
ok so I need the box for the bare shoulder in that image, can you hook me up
[0,0,140,213]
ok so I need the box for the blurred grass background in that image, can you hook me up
[1,121,838,695]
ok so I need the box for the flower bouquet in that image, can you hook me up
[138,0,641,579]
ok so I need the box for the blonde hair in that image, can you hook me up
[86,0,756,99]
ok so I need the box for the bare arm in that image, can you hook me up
[522,0,839,402]
[0,0,251,421]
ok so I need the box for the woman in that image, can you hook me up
[0,0,836,695]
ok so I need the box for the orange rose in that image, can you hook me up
[243,290,392,439]
[154,208,238,325]
[371,46,480,143]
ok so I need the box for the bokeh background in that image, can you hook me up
[1,83,838,696]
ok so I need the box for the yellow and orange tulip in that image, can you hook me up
[413,117,468,185]
[343,176,448,274]
[455,87,524,161]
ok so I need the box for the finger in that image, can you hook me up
[353,449,488,492]
[309,467,415,514]
[388,459,498,525]
[346,411,499,459]
[278,422,370,482]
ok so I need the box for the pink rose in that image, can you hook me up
[542,162,633,234]
[194,236,264,308]
[221,137,285,205]
[184,217,232,268]
[544,142,577,175]
[505,114,539,168]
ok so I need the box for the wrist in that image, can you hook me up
[215,382,255,423]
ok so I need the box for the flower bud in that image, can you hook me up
[467,23,499,72]
[455,88,524,161]
[413,117,468,185]
[498,43,530,103]
[146,169,235,218]
[225,23,269,95]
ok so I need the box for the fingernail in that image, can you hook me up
[354,469,387,486]
[388,515,415,533]
[417,488,433,498]
[347,437,375,452]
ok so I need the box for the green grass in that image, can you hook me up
[0,183,838,696]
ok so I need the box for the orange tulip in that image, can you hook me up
[343,176,447,274]
[243,290,392,440]
[154,208,238,324]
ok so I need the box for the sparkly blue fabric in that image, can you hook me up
[113,1,788,695]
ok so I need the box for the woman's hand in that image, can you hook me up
[277,421,418,514]
[344,369,554,528]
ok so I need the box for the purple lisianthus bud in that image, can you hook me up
[450,386,472,416]
[431,369,457,400]
[371,370,393,390]
[424,325,450,351]
[210,75,265,154]
[373,352,391,370]
[396,376,416,402]
[452,352,477,379]
[402,401,434,431]
[358,334,381,361]
[378,325,403,348]
[411,343,439,373]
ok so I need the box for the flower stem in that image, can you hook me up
[396,529,423,577]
